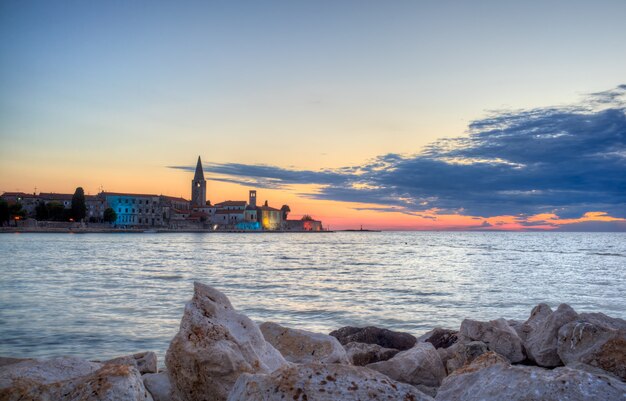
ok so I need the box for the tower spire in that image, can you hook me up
[194,156,205,180]
[191,156,207,207]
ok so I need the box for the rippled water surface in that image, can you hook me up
[1,232,624,362]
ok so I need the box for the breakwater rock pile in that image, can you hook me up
[1,282,625,401]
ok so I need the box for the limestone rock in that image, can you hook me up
[227,362,434,401]
[521,303,578,367]
[459,318,525,363]
[329,326,416,350]
[343,342,399,366]
[101,351,158,374]
[143,371,173,401]
[436,356,626,401]
[418,327,459,349]
[0,358,30,368]
[367,342,446,388]
[165,282,287,401]
[0,356,153,401]
[260,321,349,364]
[557,312,626,380]
[441,341,489,374]
[517,303,553,342]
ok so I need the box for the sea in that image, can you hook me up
[0,231,624,363]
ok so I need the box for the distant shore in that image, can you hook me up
[0,227,336,234]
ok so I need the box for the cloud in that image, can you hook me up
[168,85,626,223]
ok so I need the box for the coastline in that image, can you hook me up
[0,227,336,234]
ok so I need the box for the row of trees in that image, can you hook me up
[0,187,118,226]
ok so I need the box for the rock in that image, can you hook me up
[165,282,287,401]
[557,312,626,380]
[343,342,399,366]
[329,326,416,350]
[517,303,553,342]
[260,321,349,364]
[367,342,446,388]
[227,362,434,401]
[459,318,525,363]
[0,358,30,368]
[101,351,158,374]
[436,355,626,401]
[520,303,579,367]
[507,319,524,339]
[451,351,509,374]
[441,341,489,374]
[418,327,459,349]
[143,372,173,401]
[0,356,153,401]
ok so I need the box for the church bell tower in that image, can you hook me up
[191,156,206,208]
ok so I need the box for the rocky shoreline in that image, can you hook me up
[1,282,625,400]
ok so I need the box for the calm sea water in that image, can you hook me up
[1,232,625,364]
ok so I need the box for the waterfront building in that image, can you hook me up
[0,192,39,216]
[257,201,282,230]
[102,192,163,227]
[285,217,323,231]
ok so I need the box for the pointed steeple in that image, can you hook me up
[194,156,205,180]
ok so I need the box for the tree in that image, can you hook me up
[35,201,49,220]
[103,208,117,224]
[8,203,26,226]
[71,187,87,221]
[301,214,314,221]
[0,200,9,226]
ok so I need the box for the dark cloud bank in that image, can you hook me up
[169,86,626,229]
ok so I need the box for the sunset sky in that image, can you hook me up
[1,1,625,230]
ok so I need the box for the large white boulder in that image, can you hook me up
[435,352,626,401]
[520,303,579,367]
[260,321,349,364]
[459,318,525,363]
[366,342,446,388]
[0,356,153,401]
[165,282,287,401]
[227,363,434,401]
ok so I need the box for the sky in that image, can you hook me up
[1,1,625,230]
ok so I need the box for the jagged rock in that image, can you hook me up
[418,327,459,349]
[507,319,524,339]
[343,342,399,366]
[517,303,553,342]
[459,318,525,363]
[557,312,626,380]
[143,371,173,401]
[227,362,434,401]
[520,303,579,367]
[367,342,446,388]
[436,353,626,401]
[165,282,287,401]
[101,351,158,374]
[0,356,153,401]
[260,321,349,364]
[329,326,416,350]
[441,341,490,374]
